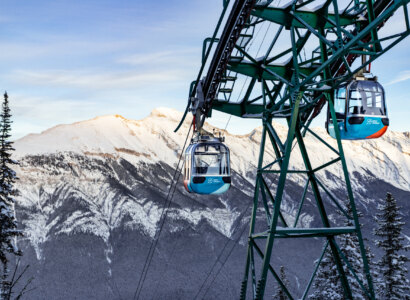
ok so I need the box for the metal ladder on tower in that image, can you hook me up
[217,15,258,102]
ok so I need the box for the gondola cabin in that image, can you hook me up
[183,136,231,194]
[327,77,389,140]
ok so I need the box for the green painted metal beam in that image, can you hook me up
[251,6,356,29]
[252,240,294,300]
[293,113,354,299]
[334,242,373,299]
[250,226,357,239]
[240,126,268,300]
[182,1,410,299]
[255,92,302,299]
[227,61,316,81]
[293,179,310,228]
[301,240,330,299]
[212,99,264,117]
[260,176,288,227]
[275,226,356,235]
[327,93,376,298]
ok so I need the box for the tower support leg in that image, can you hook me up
[240,93,375,299]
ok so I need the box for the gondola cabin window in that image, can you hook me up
[183,138,231,194]
[348,80,386,116]
[193,144,229,176]
[327,78,389,140]
[184,147,192,181]
[335,88,346,119]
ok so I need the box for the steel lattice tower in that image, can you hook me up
[176,0,410,298]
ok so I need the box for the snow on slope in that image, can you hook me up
[13,108,409,259]
[14,107,410,192]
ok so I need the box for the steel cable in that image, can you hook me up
[133,121,193,300]
[224,20,271,132]
[193,201,253,299]
[194,18,276,300]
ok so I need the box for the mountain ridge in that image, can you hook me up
[14,107,410,192]
[10,107,410,299]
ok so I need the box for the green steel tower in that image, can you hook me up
[176,0,410,298]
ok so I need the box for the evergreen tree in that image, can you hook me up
[309,202,374,299]
[374,192,409,300]
[309,246,343,299]
[0,92,22,298]
[337,203,368,298]
[273,266,290,300]
[364,244,378,298]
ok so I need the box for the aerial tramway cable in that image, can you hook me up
[223,19,271,132]
[192,202,253,299]
[133,121,193,300]
[192,169,283,299]
[174,0,410,297]
[193,22,278,298]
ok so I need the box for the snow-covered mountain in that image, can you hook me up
[12,108,410,299]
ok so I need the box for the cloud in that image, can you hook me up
[8,94,101,139]
[386,70,410,85]
[117,48,199,66]
[118,51,175,65]
[10,68,190,90]
[0,38,137,61]
[10,94,97,121]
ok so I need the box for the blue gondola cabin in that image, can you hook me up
[183,136,231,194]
[327,78,389,140]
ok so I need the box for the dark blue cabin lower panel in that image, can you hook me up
[187,176,230,194]
[328,116,388,140]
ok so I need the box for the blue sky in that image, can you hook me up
[1,0,409,139]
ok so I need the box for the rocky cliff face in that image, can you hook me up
[12,108,409,299]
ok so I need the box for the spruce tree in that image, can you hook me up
[309,202,374,299]
[309,247,343,299]
[337,202,368,298]
[374,192,409,300]
[0,92,22,298]
[364,244,378,297]
[273,266,290,300]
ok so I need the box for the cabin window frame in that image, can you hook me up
[347,80,386,116]
[192,143,231,176]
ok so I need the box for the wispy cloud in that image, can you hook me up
[386,70,410,85]
[117,48,198,66]
[11,94,97,121]
[0,38,138,61]
[9,94,100,139]
[10,68,189,90]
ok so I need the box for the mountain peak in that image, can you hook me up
[12,107,410,192]
[114,114,126,120]
[13,108,192,165]
[149,107,183,121]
